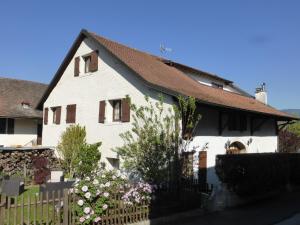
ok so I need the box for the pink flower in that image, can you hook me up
[79,217,85,222]
[103,192,109,197]
[102,204,108,210]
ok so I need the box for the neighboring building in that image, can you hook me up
[37,29,297,184]
[0,77,47,147]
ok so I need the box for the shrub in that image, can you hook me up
[73,170,152,224]
[57,125,102,178]
[32,156,50,184]
[279,130,300,153]
[57,125,86,178]
[216,153,300,196]
[75,142,102,178]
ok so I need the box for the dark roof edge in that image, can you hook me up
[37,29,88,109]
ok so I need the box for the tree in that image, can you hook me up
[116,95,201,183]
[279,129,300,153]
[287,121,300,137]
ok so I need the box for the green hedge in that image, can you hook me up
[216,153,300,196]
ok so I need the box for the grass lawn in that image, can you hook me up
[2,185,60,224]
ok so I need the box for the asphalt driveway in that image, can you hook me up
[165,190,300,225]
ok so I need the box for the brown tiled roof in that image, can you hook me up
[37,29,297,120]
[0,77,47,118]
[88,31,296,120]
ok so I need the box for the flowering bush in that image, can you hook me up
[74,170,153,224]
[122,182,152,206]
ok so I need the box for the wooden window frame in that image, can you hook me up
[83,55,92,73]
[51,106,61,125]
[112,100,122,122]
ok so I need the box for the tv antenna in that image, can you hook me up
[160,43,172,55]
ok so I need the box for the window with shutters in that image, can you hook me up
[51,107,61,125]
[0,118,14,134]
[112,100,121,122]
[66,104,76,124]
[82,51,98,74]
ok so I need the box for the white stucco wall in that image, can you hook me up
[186,105,278,186]
[42,38,175,169]
[0,118,38,147]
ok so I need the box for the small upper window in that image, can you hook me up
[212,82,223,89]
[112,100,122,122]
[84,55,92,73]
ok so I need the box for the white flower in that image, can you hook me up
[102,174,106,178]
[77,199,84,206]
[75,188,79,193]
[93,179,99,185]
[82,186,88,192]
[103,192,109,197]
[85,177,90,181]
[112,175,116,180]
[121,174,126,179]
[86,215,90,219]
[84,207,90,214]
[96,190,101,196]
[94,217,101,222]
[84,192,91,199]
[102,204,108,210]
[100,184,105,188]
[105,182,111,187]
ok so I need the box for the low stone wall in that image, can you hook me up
[0,148,59,178]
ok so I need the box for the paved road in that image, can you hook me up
[165,190,300,225]
[275,214,300,225]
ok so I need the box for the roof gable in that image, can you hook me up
[37,29,297,120]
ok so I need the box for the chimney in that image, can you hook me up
[255,83,268,104]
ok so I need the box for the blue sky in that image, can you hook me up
[0,0,299,109]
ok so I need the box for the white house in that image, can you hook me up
[37,29,297,185]
[0,77,47,147]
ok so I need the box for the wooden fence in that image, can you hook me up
[0,190,149,225]
[0,180,212,225]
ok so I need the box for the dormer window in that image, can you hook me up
[212,82,223,89]
[21,102,31,109]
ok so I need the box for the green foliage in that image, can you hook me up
[76,142,102,178]
[57,125,101,178]
[116,94,201,183]
[174,95,201,140]
[287,121,300,137]
[216,153,300,196]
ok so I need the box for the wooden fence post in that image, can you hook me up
[0,194,6,225]
[63,189,69,225]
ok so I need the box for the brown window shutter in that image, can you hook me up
[121,98,130,122]
[56,107,61,124]
[199,151,207,169]
[74,57,80,76]
[66,104,76,124]
[44,108,48,125]
[99,101,106,123]
[89,51,98,72]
